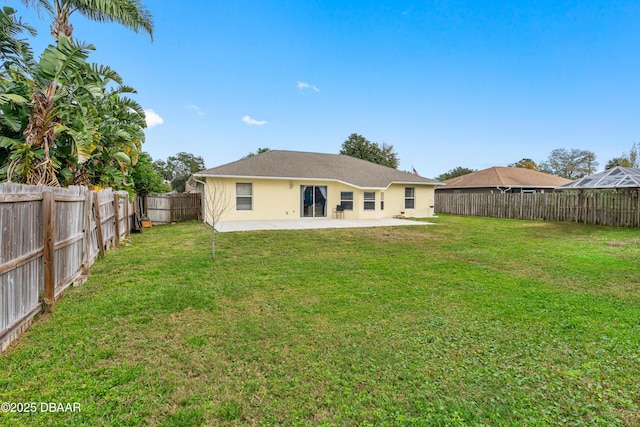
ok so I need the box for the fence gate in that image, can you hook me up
[144,193,201,224]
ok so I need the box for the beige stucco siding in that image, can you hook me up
[383,184,435,218]
[202,177,435,223]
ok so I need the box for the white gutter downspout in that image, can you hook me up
[193,176,207,224]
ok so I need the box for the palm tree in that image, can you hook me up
[20,0,153,42]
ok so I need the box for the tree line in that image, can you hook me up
[0,1,152,192]
[126,151,206,197]
[435,144,639,181]
[335,135,640,183]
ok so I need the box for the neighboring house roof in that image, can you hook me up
[442,167,571,189]
[194,150,440,189]
[559,166,640,189]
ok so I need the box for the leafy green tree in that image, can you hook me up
[606,157,632,169]
[3,36,103,185]
[0,6,34,174]
[629,143,640,168]
[435,166,477,182]
[130,152,168,197]
[81,80,147,188]
[244,147,270,157]
[0,2,152,189]
[153,152,206,192]
[606,143,639,169]
[539,148,598,179]
[0,6,35,73]
[340,133,399,169]
[19,0,153,42]
[509,158,538,170]
[0,34,147,188]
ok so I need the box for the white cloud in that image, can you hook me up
[144,109,164,127]
[242,115,267,126]
[186,104,205,116]
[297,81,319,92]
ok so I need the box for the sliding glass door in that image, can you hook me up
[301,185,327,217]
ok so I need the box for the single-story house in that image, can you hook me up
[193,150,441,222]
[436,166,571,194]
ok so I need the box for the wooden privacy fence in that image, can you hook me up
[0,183,132,352]
[145,193,201,224]
[435,190,640,228]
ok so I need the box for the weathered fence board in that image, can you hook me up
[145,193,201,224]
[435,190,640,228]
[146,195,171,223]
[0,184,132,352]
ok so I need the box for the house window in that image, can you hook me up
[405,187,415,209]
[236,183,252,210]
[340,191,353,210]
[380,192,384,210]
[364,192,375,210]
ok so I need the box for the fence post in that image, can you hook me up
[125,193,130,236]
[636,188,640,228]
[113,193,120,246]
[94,192,105,257]
[83,190,92,269]
[170,194,175,223]
[43,191,55,302]
[519,192,523,219]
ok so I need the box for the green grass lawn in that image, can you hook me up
[0,215,639,426]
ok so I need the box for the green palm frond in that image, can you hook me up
[91,63,122,85]
[72,0,153,40]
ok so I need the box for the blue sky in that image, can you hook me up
[10,0,640,178]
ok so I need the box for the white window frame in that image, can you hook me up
[340,191,354,210]
[236,183,253,211]
[364,191,376,210]
[405,187,415,209]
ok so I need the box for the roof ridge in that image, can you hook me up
[194,150,441,187]
[492,167,508,185]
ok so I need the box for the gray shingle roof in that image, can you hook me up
[195,150,440,188]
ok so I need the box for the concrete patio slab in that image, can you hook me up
[217,218,433,232]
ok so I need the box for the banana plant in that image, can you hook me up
[73,80,146,188]
[1,5,150,189]
[18,35,102,185]
[0,6,34,178]
[0,6,36,74]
